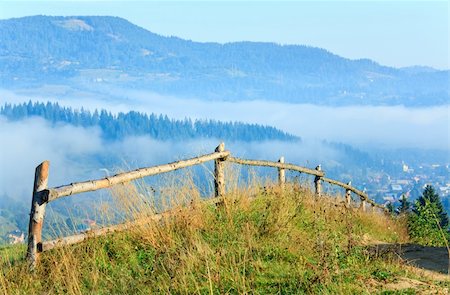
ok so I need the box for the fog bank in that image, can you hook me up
[0,116,341,203]
[2,88,448,150]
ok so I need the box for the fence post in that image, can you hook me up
[314,165,322,196]
[345,181,352,205]
[214,142,226,198]
[278,156,285,192]
[360,198,367,212]
[27,161,50,270]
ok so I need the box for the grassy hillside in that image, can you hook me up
[0,180,448,294]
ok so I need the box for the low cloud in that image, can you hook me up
[0,116,340,204]
[0,117,102,199]
[1,86,448,204]
[2,87,448,150]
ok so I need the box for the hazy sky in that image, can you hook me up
[0,0,448,69]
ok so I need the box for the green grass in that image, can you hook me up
[1,183,447,294]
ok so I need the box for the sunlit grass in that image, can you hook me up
[0,171,446,294]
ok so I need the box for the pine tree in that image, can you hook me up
[386,202,395,214]
[408,185,449,246]
[398,194,411,214]
[416,185,448,228]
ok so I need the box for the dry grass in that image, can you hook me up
[0,170,446,294]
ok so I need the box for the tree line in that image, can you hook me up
[0,101,298,142]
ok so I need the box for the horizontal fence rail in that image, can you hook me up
[44,151,231,202]
[321,177,383,209]
[227,157,324,177]
[42,216,163,252]
[41,197,224,252]
[26,142,386,270]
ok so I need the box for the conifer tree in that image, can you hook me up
[416,185,448,228]
[398,194,411,214]
[408,185,449,246]
[386,202,395,214]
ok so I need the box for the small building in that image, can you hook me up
[7,230,25,245]
[390,184,403,192]
[383,196,395,203]
[395,180,410,186]
[439,186,450,196]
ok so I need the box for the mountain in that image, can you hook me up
[0,15,449,106]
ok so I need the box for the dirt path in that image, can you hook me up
[400,244,449,276]
[367,242,449,293]
[369,242,449,278]
[363,234,449,278]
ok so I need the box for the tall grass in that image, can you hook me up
[0,170,428,294]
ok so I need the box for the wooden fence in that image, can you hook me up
[26,142,386,269]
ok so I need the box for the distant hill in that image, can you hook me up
[0,101,298,142]
[0,15,448,106]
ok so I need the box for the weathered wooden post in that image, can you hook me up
[27,161,50,270]
[314,165,322,196]
[345,181,352,205]
[361,188,369,212]
[360,198,367,212]
[278,156,286,192]
[214,142,226,198]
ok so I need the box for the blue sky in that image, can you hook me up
[0,1,448,69]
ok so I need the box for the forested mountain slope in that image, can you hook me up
[1,16,448,106]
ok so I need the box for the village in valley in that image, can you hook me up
[365,161,450,209]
